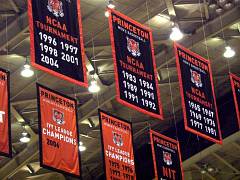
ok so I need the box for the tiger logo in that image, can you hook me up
[52,109,65,125]
[112,132,123,147]
[190,69,203,88]
[127,37,141,57]
[47,0,64,17]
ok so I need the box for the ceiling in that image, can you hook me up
[0,0,239,179]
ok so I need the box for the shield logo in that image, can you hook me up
[112,132,123,147]
[47,0,64,17]
[163,151,172,166]
[52,109,65,125]
[190,69,203,88]
[127,37,141,57]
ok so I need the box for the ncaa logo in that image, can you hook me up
[163,151,172,166]
[47,0,64,17]
[127,37,141,57]
[112,132,123,147]
[52,109,65,125]
[190,69,203,88]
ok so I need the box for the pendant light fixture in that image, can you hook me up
[223,45,235,58]
[170,23,183,41]
[19,126,31,143]
[21,58,34,78]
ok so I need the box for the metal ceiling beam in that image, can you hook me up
[9,0,20,13]
[156,7,240,70]
[183,131,240,168]
[84,0,167,46]
[203,0,209,20]
[11,105,36,137]
[0,11,28,51]
[212,153,240,173]
[0,138,39,179]
[173,0,204,5]
[192,164,216,180]
[164,0,177,18]
[0,11,16,17]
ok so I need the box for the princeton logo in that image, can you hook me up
[127,37,141,57]
[52,109,65,125]
[163,151,172,166]
[112,132,123,147]
[190,69,203,88]
[47,0,64,17]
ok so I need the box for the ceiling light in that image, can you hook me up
[79,145,86,152]
[79,142,86,152]
[209,3,218,9]
[223,46,235,58]
[20,131,31,143]
[207,167,214,172]
[170,26,183,41]
[200,169,207,174]
[88,79,100,93]
[223,2,233,10]
[21,63,34,78]
[105,10,110,17]
[107,0,115,9]
[216,7,224,15]
[218,0,227,6]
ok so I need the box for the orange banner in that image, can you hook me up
[99,110,136,180]
[0,68,11,157]
[37,84,81,177]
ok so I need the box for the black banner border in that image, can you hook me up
[174,42,222,144]
[150,130,184,180]
[28,0,88,87]
[98,109,137,180]
[108,8,164,120]
[36,83,82,178]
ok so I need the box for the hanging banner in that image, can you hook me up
[230,73,240,129]
[174,43,222,144]
[150,130,184,180]
[28,0,87,87]
[37,84,81,177]
[0,68,11,158]
[108,9,163,119]
[99,109,136,180]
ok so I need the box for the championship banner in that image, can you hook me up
[99,110,136,180]
[150,130,183,180]
[28,0,87,87]
[174,43,222,144]
[37,84,81,177]
[108,9,163,119]
[230,73,240,129]
[0,68,11,157]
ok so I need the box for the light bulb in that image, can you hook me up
[21,64,34,78]
[107,0,115,9]
[108,4,115,9]
[79,145,86,152]
[105,10,110,17]
[20,136,30,143]
[22,132,28,136]
[207,167,214,172]
[200,169,207,174]
[88,79,100,93]
[223,46,235,58]
[170,27,183,41]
